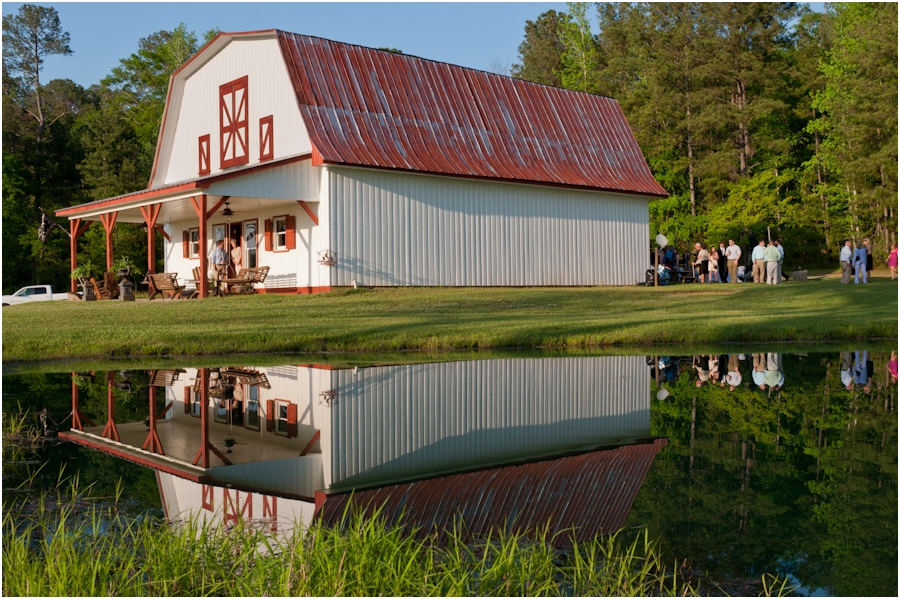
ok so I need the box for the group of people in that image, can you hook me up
[661,235,898,285]
[652,350,897,394]
[690,239,786,284]
[210,238,243,290]
[838,238,898,284]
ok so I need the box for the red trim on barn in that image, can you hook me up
[219,75,250,169]
[297,200,318,225]
[198,134,211,176]
[59,432,205,483]
[259,115,274,162]
[57,181,209,217]
[256,286,331,295]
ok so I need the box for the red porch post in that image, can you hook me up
[68,219,91,294]
[190,195,209,298]
[101,372,120,442]
[99,212,119,271]
[142,380,164,455]
[139,204,161,275]
[192,368,210,467]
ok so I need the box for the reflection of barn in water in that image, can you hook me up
[60,357,665,540]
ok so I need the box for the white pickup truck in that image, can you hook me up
[2,285,71,306]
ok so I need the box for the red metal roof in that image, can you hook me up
[277,32,668,198]
[318,438,667,543]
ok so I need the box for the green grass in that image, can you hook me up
[2,276,896,363]
[3,484,796,597]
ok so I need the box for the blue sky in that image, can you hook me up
[2,2,570,87]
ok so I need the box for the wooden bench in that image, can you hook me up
[147,273,184,300]
[222,266,270,294]
[89,274,118,300]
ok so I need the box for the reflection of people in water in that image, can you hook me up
[764,353,784,391]
[840,351,854,390]
[722,354,742,391]
[694,355,710,387]
[752,353,767,389]
[853,350,872,393]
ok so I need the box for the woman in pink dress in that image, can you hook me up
[886,243,898,280]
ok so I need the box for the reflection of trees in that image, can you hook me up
[630,353,897,596]
[3,372,160,512]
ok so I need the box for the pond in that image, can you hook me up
[3,349,896,596]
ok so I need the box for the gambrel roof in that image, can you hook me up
[275,30,667,197]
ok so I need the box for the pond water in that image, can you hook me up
[3,349,897,597]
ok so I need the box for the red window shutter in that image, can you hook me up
[264,219,272,251]
[285,215,296,250]
[198,134,211,176]
[184,387,191,414]
[266,399,275,432]
[182,231,189,258]
[219,76,249,169]
[259,115,273,162]
[287,403,298,438]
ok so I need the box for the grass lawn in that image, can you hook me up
[2,274,896,363]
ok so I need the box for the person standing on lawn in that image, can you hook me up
[718,242,728,282]
[863,237,873,280]
[887,243,898,280]
[764,241,781,284]
[751,240,766,283]
[725,239,741,283]
[853,242,868,284]
[693,242,709,283]
[840,240,853,283]
[774,240,785,281]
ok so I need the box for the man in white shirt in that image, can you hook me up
[839,240,853,283]
[725,239,742,283]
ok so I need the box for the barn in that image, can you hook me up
[57,30,667,297]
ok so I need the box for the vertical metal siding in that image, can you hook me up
[328,167,649,286]
[324,356,649,490]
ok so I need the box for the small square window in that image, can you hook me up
[274,217,287,251]
[188,228,200,258]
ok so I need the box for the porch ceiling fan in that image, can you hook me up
[221,200,244,222]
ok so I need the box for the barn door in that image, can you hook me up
[219,76,249,169]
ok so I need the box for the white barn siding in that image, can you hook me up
[327,167,649,287]
[323,356,650,490]
[156,37,312,187]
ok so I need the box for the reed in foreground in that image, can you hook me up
[3,490,794,597]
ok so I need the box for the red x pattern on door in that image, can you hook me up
[219,76,249,169]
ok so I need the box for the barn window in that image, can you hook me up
[219,76,249,169]
[259,115,273,162]
[198,134,211,175]
[265,216,295,252]
[183,228,200,259]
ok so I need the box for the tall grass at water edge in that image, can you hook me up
[2,484,795,597]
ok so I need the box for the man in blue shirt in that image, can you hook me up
[853,242,868,284]
[210,240,227,284]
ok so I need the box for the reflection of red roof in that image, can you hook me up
[318,438,667,541]
[277,32,667,197]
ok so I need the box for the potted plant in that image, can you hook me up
[70,261,97,301]
[110,256,140,301]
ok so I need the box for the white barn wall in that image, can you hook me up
[327,167,650,287]
[156,37,312,186]
[323,356,650,491]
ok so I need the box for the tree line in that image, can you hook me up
[2,4,216,293]
[512,2,897,268]
[2,3,896,293]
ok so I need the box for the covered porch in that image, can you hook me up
[56,156,322,298]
